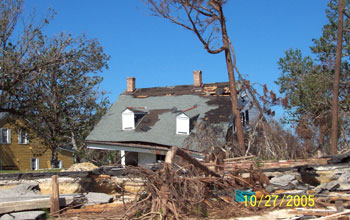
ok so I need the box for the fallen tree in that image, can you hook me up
[123,146,269,219]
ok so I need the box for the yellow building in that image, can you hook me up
[0,113,74,170]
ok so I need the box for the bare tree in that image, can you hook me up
[144,0,245,153]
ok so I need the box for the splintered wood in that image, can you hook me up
[123,146,270,220]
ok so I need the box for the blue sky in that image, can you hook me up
[24,0,329,106]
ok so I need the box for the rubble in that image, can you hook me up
[0,211,46,220]
[313,180,340,194]
[339,171,350,190]
[39,177,84,195]
[0,183,40,198]
[270,173,298,187]
[4,152,350,219]
[120,147,271,219]
[326,152,350,164]
[85,192,114,205]
[65,162,98,172]
[266,172,312,193]
[0,194,84,215]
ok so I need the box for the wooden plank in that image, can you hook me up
[224,155,255,161]
[289,209,337,217]
[0,196,75,214]
[176,148,220,177]
[317,210,350,219]
[330,196,350,201]
[50,175,60,216]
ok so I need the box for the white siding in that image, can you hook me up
[138,152,156,166]
[176,113,190,135]
[122,109,135,130]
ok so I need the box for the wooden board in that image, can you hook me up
[0,195,76,214]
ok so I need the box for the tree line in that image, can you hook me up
[276,0,350,155]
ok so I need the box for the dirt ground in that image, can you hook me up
[56,202,300,220]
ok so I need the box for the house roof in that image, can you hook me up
[86,82,248,152]
[0,112,10,122]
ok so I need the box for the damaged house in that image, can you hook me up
[86,71,259,166]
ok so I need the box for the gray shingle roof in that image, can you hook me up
[86,83,237,152]
[0,112,10,122]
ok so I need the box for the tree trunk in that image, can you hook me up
[71,132,81,163]
[176,148,220,177]
[319,122,327,154]
[51,147,59,168]
[330,0,344,155]
[218,5,245,154]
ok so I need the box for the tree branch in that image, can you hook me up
[182,2,225,54]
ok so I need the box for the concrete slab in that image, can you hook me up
[85,192,113,205]
[0,211,45,220]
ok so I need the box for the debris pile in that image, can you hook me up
[4,152,350,219]
[65,162,98,172]
[122,147,270,219]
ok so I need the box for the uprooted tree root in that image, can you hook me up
[122,162,269,220]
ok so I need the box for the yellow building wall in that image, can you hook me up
[0,119,74,170]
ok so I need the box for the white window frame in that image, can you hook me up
[122,109,135,130]
[18,129,29,144]
[31,158,39,170]
[0,128,11,144]
[176,113,190,135]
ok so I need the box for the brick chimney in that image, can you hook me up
[126,77,135,93]
[193,70,202,87]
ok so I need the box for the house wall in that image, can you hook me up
[138,152,156,166]
[0,119,73,170]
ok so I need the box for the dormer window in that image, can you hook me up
[122,108,147,130]
[176,113,190,135]
[122,109,135,130]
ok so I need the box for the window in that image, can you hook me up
[239,110,249,127]
[58,160,63,169]
[245,110,249,125]
[156,154,165,162]
[18,129,29,144]
[240,112,245,126]
[0,128,11,144]
[231,110,249,131]
[176,113,190,135]
[31,158,39,170]
[122,109,135,130]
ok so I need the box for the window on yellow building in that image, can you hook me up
[0,128,11,144]
[18,129,29,144]
[31,158,39,170]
